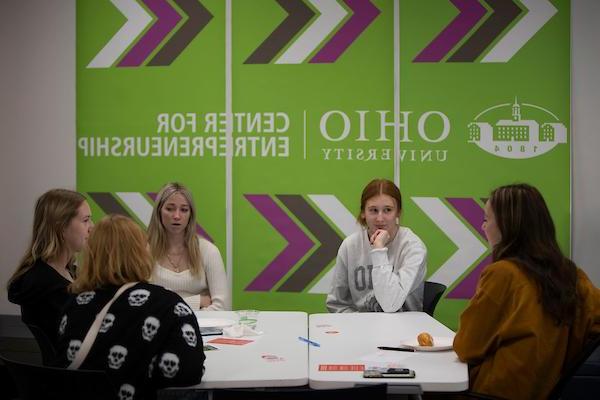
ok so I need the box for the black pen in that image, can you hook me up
[377,346,415,352]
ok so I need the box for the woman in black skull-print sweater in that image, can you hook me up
[52,215,205,400]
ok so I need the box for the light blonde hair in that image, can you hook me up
[7,189,86,289]
[147,182,203,275]
[71,214,153,293]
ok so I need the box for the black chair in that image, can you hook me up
[212,383,388,400]
[25,323,57,365]
[549,334,600,399]
[0,354,117,400]
[423,281,446,316]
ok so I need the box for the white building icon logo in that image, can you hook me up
[467,98,567,159]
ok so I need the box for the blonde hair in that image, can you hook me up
[147,182,203,275]
[71,214,153,293]
[7,189,86,289]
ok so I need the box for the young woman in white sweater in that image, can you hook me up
[148,182,230,310]
[326,179,427,312]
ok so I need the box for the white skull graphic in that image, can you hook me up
[58,315,67,336]
[67,339,81,361]
[118,383,135,400]
[142,316,160,341]
[76,291,95,305]
[173,302,193,317]
[158,352,180,378]
[108,345,128,369]
[128,289,150,306]
[148,355,157,378]
[99,313,115,333]
[181,323,197,347]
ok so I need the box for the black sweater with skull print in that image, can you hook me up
[52,282,205,399]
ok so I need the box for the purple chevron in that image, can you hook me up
[413,0,486,62]
[445,198,490,299]
[147,192,214,243]
[245,195,314,291]
[119,0,182,67]
[310,0,380,63]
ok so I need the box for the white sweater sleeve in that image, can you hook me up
[200,241,231,311]
[370,238,427,312]
[326,240,357,313]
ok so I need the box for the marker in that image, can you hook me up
[377,346,414,352]
[298,336,320,347]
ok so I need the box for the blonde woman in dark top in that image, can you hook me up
[7,189,93,348]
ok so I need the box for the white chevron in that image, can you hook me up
[87,0,153,68]
[306,194,359,294]
[275,0,347,64]
[115,192,154,227]
[308,194,360,236]
[412,197,487,287]
[482,0,558,63]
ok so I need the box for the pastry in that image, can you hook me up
[417,332,434,346]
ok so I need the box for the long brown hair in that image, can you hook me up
[147,182,203,275]
[357,178,402,226]
[7,189,86,289]
[489,183,578,324]
[71,215,153,293]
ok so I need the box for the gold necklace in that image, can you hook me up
[165,253,184,272]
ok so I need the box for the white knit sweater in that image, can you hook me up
[151,238,231,311]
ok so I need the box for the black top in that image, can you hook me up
[53,282,205,399]
[7,258,72,347]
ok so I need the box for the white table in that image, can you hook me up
[192,311,308,388]
[308,312,468,393]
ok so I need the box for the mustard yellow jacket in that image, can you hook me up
[454,260,600,400]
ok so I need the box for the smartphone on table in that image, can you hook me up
[363,368,415,378]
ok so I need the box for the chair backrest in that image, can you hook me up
[25,323,56,365]
[548,335,600,399]
[423,281,447,316]
[212,383,388,400]
[0,354,117,400]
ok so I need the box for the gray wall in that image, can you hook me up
[1,0,598,314]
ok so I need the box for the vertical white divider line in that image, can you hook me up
[393,0,400,188]
[225,0,233,298]
[303,110,307,160]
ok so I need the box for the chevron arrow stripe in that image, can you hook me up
[245,0,315,64]
[276,195,344,292]
[115,192,154,226]
[482,0,557,62]
[87,0,152,68]
[413,0,486,63]
[412,197,487,289]
[449,0,522,62]
[148,0,213,66]
[311,0,380,63]
[89,192,132,216]
[444,198,492,299]
[306,194,358,294]
[245,195,314,291]
[118,0,182,67]
[88,192,213,242]
[275,0,347,64]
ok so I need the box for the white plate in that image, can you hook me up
[399,336,454,352]
[196,318,236,329]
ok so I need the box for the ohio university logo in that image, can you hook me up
[467,98,567,159]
